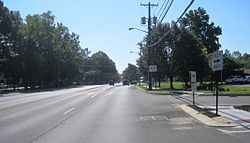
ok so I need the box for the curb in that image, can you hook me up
[179,104,236,127]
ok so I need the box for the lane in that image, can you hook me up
[33,86,248,143]
[0,85,113,143]
[0,85,105,114]
[0,85,249,143]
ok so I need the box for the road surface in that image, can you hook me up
[0,84,249,143]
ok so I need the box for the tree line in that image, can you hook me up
[0,1,119,90]
[135,7,249,88]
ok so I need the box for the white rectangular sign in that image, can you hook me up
[212,51,223,71]
[189,71,196,83]
[149,65,157,72]
[191,83,197,91]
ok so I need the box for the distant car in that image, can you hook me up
[122,80,129,86]
[225,75,245,84]
[130,80,137,85]
[109,81,114,86]
[0,83,7,89]
[244,76,250,83]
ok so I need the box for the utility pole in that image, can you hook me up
[140,2,158,90]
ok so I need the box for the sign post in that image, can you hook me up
[189,71,196,105]
[212,51,223,115]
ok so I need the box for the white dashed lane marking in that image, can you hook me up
[63,108,75,115]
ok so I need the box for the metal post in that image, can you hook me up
[216,71,219,115]
[216,81,218,115]
[193,91,195,105]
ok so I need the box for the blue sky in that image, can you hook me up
[3,0,250,73]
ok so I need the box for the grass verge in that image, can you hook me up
[220,85,250,95]
[137,82,250,95]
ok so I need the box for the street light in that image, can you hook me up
[128,27,148,34]
[129,51,141,56]
[128,25,153,90]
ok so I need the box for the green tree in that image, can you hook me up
[1,4,89,89]
[180,7,222,54]
[19,12,57,88]
[0,0,23,88]
[172,7,222,84]
[150,22,175,88]
[85,51,119,84]
[223,50,243,78]
[172,27,207,86]
[122,63,140,82]
[136,42,148,81]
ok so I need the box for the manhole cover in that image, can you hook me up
[139,115,168,121]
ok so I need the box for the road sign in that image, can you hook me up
[212,51,223,71]
[191,83,197,91]
[149,65,157,72]
[189,71,196,83]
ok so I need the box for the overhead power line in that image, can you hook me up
[156,0,169,18]
[148,0,195,48]
[153,0,162,15]
[158,0,174,24]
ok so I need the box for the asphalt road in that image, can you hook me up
[0,84,249,143]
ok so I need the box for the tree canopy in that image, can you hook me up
[137,7,224,87]
[84,51,119,85]
[0,0,119,89]
[122,63,140,82]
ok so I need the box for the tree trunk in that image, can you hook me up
[170,75,174,89]
[158,77,161,87]
[185,79,189,88]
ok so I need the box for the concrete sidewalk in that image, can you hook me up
[209,106,250,128]
[180,104,250,128]
[180,105,236,127]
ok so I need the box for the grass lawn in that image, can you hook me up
[138,82,186,90]
[137,82,250,95]
[220,85,250,95]
[137,82,187,95]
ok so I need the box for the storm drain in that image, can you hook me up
[139,115,168,121]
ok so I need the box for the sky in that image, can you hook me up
[3,0,250,73]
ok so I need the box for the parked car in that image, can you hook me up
[0,83,7,89]
[225,75,245,84]
[122,80,129,86]
[244,76,250,83]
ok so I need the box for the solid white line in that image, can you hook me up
[218,129,250,134]
[63,108,75,115]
